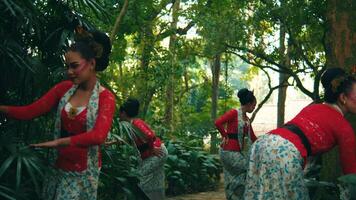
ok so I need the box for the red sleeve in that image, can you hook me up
[337,122,356,174]
[250,126,257,142]
[7,81,73,120]
[132,119,156,149]
[70,90,116,147]
[214,109,237,137]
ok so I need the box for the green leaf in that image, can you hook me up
[338,174,356,185]
[15,156,22,190]
[0,185,16,200]
[0,156,15,178]
[22,159,41,195]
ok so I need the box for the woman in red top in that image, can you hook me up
[214,88,257,200]
[0,28,115,200]
[118,98,168,200]
[244,68,356,200]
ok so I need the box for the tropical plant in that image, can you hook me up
[0,132,46,199]
[165,139,222,196]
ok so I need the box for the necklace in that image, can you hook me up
[68,107,78,119]
[326,103,344,116]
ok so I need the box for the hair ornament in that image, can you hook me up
[331,76,346,93]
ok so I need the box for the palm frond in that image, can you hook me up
[338,174,356,185]
[0,185,16,200]
[64,0,110,19]
[0,144,45,196]
[1,0,25,17]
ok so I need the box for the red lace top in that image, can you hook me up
[271,104,356,174]
[7,81,116,172]
[132,119,162,159]
[215,109,257,151]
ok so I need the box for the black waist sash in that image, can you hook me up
[227,133,239,140]
[137,143,150,153]
[60,129,73,138]
[282,124,312,156]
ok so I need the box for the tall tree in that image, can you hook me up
[165,0,180,133]
[318,1,356,198]
[210,53,221,153]
[110,0,129,42]
[226,0,327,102]
[277,21,288,127]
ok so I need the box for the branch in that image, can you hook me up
[257,1,319,71]
[177,21,195,35]
[226,48,315,98]
[226,44,284,69]
[149,0,172,21]
[284,25,318,70]
[250,68,292,122]
[110,0,129,42]
[179,84,201,99]
[156,21,195,41]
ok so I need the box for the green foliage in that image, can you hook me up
[100,140,223,199]
[0,132,46,199]
[339,174,356,185]
[165,140,222,196]
[99,119,222,199]
[2,0,351,199]
[98,145,145,200]
[303,159,356,200]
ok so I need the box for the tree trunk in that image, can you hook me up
[277,22,288,127]
[136,24,156,119]
[325,0,356,70]
[164,0,180,134]
[319,1,356,198]
[210,54,221,153]
[110,0,129,42]
[277,77,288,127]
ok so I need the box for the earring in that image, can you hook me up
[343,100,346,105]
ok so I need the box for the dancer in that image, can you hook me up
[215,88,257,200]
[0,28,115,200]
[244,68,356,200]
[118,98,168,200]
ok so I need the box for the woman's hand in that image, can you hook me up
[30,138,70,148]
[105,140,123,147]
[222,136,229,146]
[151,147,165,157]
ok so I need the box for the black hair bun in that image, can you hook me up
[237,88,256,105]
[237,88,249,99]
[120,98,140,118]
[90,31,112,71]
[321,68,345,89]
[321,67,346,103]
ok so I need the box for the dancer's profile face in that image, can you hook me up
[64,51,95,84]
[119,111,129,121]
[344,83,356,114]
[246,100,257,113]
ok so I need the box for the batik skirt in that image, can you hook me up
[138,145,168,200]
[244,134,308,200]
[42,167,100,200]
[219,149,247,200]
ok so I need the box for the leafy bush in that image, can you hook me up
[304,158,356,200]
[99,119,222,199]
[98,144,148,200]
[0,132,46,200]
[165,140,222,196]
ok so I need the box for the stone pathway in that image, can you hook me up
[167,178,225,200]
